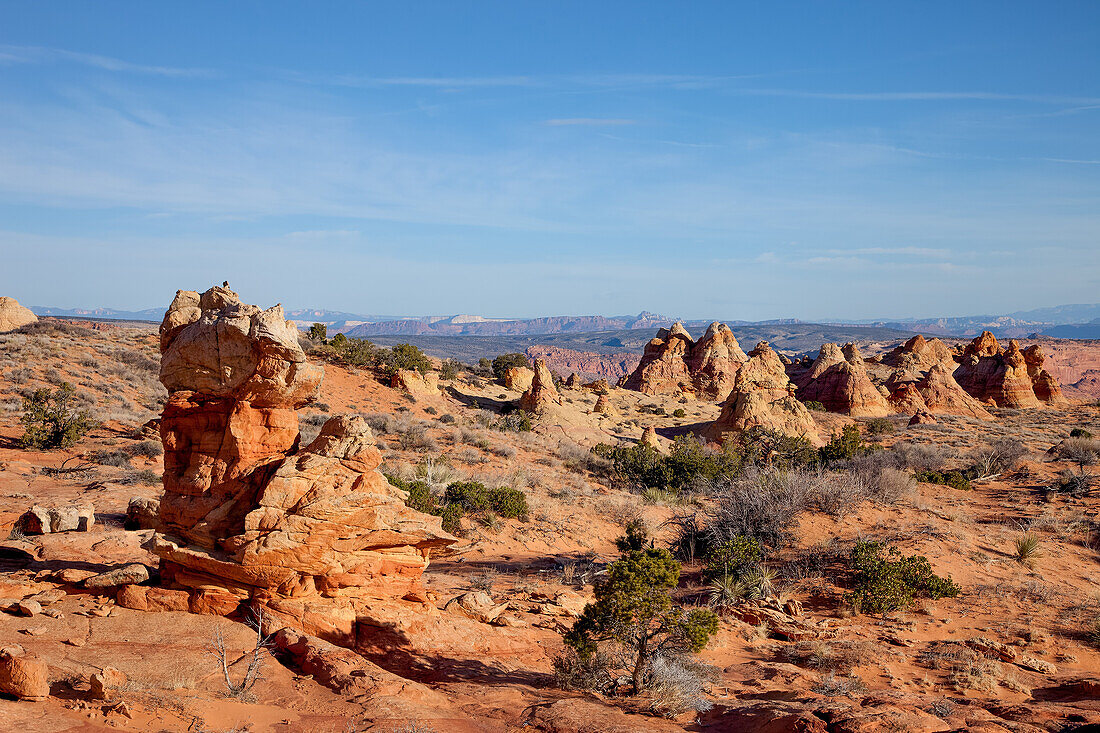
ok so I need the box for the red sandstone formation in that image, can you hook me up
[519,358,562,413]
[796,343,890,417]
[148,285,454,641]
[503,366,534,392]
[954,331,1064,408]
[525,345,640,383]
[914,363,994,420]
[883,334,956,373]
[621,321,746,400]
[703,341,821,446]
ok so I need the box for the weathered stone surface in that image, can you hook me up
[16,504,94,534]
[640,426,660,449]
[89,666,127,700]
[443,591,507,624]
[390,369,440,397]
[125,496,160,530]
[0,646,49,701]
[622,321,746,400]
[797,343,890,417]
[915,363,994,420]
[1023,344,1067,405]
[0,297,37,333]
[519,358,562,413]
[954,332,1053,408]
[908,410,937,426]
[149,286,455,625]
[159,284,323,407]
[704,342,821,445]
[84,564,152,590]
[592,393,611,414]
[502,366,534,392]
[883,334,956,373]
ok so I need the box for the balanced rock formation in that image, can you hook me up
[0,296,36,333]
[622,322,746,400]
[503,366,534,392]
[954,332,1062,408]
[149,285,454,639]
[703,342,821,446]
[796,343,890,417]
[519,359,562,413]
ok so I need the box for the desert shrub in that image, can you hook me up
[864,417,894,437]
[440,504,464,534]
[439,359,462,380]
[1050,467,1096,497]
[363,412,397,434]
[702,467,813,550]
[405,479,439,515]
[914,469,973,491]
[818,425,877,464]
[1013,534,1042,567]
[552,648,616,692]
[809,471,867,517]
[491,353,528,381]
[803,400,826,412]
[704,535,761,580]
[20,383,95,449]
[493,410,532,432]
[1054,437,1100,467]
[615,518,650,553]
[1070,428,1093,439]
[782,640,865,673]
[891,442,953,472]
[664,511,710,564]
[488,443,517,459]
[383,343,432,375]
[563,548,719,694]
[645,654,717,716]
[970,439,1028,477]
[672,408,687,418]
[307,323,327,342]
[488,486,528,518]
[845,540,960,615]
[127,439,163,458]
[593,434,741,496]
[88,448,131,468]
[734,427,817,469]
[556,441,613,476]
[438,413,456,424]
[123,468,161,486]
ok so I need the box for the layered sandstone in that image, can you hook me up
[149,285,454,627]
[914,363,994,420]
[703,342,821,446]
[796,343,890,417]
[954,332,1063,408]
[883,334,956,374]
[0,296,36,333]
[519,358,562,413]
[503,366,535,392]
[621,322,747,400]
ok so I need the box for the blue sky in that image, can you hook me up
[1,1,1098,320]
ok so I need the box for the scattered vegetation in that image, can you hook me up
[1013,534,1042,567]
[388,475,529,533]
[845,540,959,615]
[491,353,528,381]
[313,337,432,376]
[20,383,95,449]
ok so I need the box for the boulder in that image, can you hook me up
[89,667,127,700]
[125,497,160,530]
[592,394,611,414]
[390,369,440,397]
[640,426,660,449]
[443,591,507,624]
[797,343,890,417]
[0,646,49,701]
[703,342,821,446]
[0,297,37,333]
[15,504,94,534]
[83,564,152,590]
[503,366,534,392]
[519,359,562,413]
[908,410,937,426]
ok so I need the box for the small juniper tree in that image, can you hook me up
[307,322,327,342]
[563,548,718,694]
[20,383,95,449]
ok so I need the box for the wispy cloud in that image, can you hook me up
[546,118,636,126]
[0,44,212,77]
[822,246,951,257]
[729,88,1100,105]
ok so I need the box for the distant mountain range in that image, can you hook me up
[29,303,1100,340]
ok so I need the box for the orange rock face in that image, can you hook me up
[622,321,746,400]
[519,358,562,412]
[149,285,454,638]
[704,341,821,446]
[797,343,891,417]
[954,332,1063,408]
[915,363,994,420]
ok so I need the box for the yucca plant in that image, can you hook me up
[707,574,754,611]
[1013,534,1042,567]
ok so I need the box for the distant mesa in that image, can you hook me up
[0,296,37,332]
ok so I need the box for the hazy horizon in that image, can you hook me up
[2,2,1098,320]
